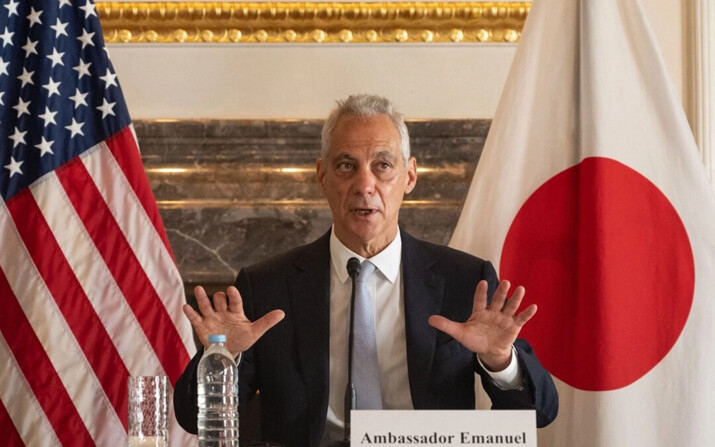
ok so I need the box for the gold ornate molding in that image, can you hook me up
[97,2,530,44]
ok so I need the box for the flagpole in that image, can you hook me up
[685,0,715,189]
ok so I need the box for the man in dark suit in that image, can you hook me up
[174,94,558,446]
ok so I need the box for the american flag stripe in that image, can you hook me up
[74,142,197,444]
[0,331,60,447]
[0,396,24,446]
[105,126,176,258]
[31,174,166,382]
[6,184,129,419]
[32,173,167,379]
[0,199,128,446]
[86,132,192,350]
[0,268,95,446]
[1,161,195,445]
[59,148,190,385]
[1,151,196,447]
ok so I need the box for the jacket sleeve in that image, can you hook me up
[475,260,559,427]
[475,339,559,427]
[173,346,203,434]
[172,268,260,435]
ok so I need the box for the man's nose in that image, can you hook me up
[352,167,376,196]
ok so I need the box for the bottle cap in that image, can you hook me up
[208,334,227,343]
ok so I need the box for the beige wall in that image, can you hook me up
[109,0,686,121]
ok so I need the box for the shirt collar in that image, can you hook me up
[330,227,402,284]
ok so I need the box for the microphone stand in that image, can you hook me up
[342,257,361,446]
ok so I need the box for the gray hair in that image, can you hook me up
[320,94,411,165]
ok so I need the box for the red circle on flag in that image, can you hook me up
[500,157,694,391]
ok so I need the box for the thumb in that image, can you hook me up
[251,309,285,339]
[428,315,461,339]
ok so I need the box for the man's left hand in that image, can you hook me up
[428,280,536,371]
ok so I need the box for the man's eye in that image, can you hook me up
[377,162,392,170]
[337,162,353,171]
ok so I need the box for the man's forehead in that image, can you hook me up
[331,149,399,161]
[326,113,403,160]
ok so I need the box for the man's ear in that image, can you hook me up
[316,158,327,192]
[405,156,417,194]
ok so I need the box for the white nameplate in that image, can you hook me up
[127,436,166,447]
[351,410,536,447]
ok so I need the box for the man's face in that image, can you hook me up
[317,114,417,257]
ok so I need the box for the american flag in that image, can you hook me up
[1,0,197,445]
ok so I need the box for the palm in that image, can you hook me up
[184,286,284,356]
[457,303,523,357]
[192,307,253,354]
[428,280,536,371]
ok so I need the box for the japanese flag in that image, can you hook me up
[450,0,715,445]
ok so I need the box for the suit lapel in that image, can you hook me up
[401,230,445,409]
[286,231,331,445]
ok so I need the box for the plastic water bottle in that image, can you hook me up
[198,334,239,447]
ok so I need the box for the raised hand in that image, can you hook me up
[428,280,537,371]
[183,285,285,357]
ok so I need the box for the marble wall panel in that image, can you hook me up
[134,119,490,295]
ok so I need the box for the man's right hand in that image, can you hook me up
[183,285,285,357]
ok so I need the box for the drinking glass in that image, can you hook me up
[128,375,168,447]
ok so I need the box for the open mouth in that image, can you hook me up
[352,208,376,216]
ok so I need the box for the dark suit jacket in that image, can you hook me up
[174,229,558,446]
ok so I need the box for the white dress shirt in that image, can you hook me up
[321,229,522,445]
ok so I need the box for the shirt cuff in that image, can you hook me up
[477,346,523,390]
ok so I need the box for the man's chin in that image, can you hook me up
[347,222,397,245]
[346,225,380,241]
[335,219,376,238]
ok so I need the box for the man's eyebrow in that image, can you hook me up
[373,150,398,161]
[333,153,357,162]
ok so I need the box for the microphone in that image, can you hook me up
[343,257,361,445]
[347,257,361,279]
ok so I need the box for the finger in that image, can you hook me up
[489,280,511,311]
[226,286,245,314]
[502,285,526,317]
[249,310,285,340]
[514,303,538,327]
[213,291,228,312]
[194,285,215,316]
[428,315,464,341]
[182,303,203,326]
[472,280,489,314]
